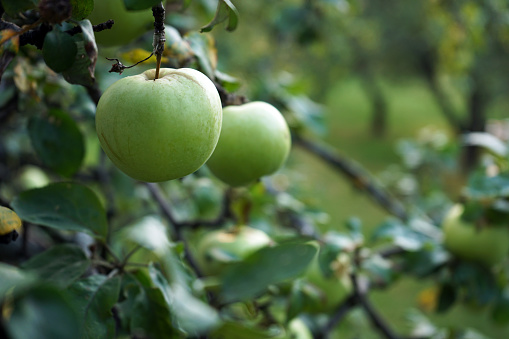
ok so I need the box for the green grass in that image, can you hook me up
[286,76,509,338]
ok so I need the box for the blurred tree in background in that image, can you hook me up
[2,0,509,338]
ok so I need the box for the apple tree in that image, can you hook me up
[1,1,509,339]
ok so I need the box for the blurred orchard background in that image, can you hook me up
[206,1,509,336]
[2,0,509,338]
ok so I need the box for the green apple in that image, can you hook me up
[95,68,222,182]
[195,226,272,276]
[304,251,352,313]
[206,101,291,186]
[87,0,153,47]
[443,204,509,266]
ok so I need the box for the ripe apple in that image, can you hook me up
[87,0,153,47]
[195,226,272,276]
[206,101,291,187]
[304,251,352,313]
[95,68,222,182]
[443,204,509,267]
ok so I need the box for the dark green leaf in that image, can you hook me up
[210,321,274,339]
[148,264,220,335]
[492,293,509,325]
[436,283,456,313]
[62,20,97,86]
[28,109,85,177]
[0,263,37,299]
[123,0,160,11]
[125,270,179,339]
[402,246,449,277]
[200,0,239,33]
[12,182,108,239]
[68,275,121,339]
[71,0,94,20]
[0,0,36,17]
[220,243,317,302]
[6,286,83,339]
[372,219,430,251]
[42,26,77,73]
[21,244,90,287]
[466,172,509,200]
[452,263,498,305]
[287,279,322,320]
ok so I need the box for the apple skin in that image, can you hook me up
[443,204,509,267]
[87,0,153,47]
[304,251,352,313]
[95,68,222,182]
[206,102,291,187]
[195,226,272,276]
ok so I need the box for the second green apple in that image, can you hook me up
[206,101,291,186]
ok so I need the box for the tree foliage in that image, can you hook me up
[1,1,509,338]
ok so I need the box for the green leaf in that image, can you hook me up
[185,31,215,78]
[214,69,241,92]
[0,263,37,299]
[124,270,179,339]
[492,292,509,325]
[12,182,108,240]
[466,172,509,200]
[372,219,430,251]
[68,275,121,339]
[286,95,327,136]
[21,244,90,287]
[210,321,274,339]
[0,0,36,17]
[62,20,97,86]
[120,215,171,253]
[42,26,78,73]
[28,109,85,177]
[123,0,161,10]
[5,286,83,339]
[402,246,449,277]
[436,283,456,313]
[220,243,317,302]
[200,0,239,33]
[452,263,498,306]
[463,132,507,157]
[148,264,220,335]
[71,0,94,20]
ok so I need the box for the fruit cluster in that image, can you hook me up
[95,68,291,185]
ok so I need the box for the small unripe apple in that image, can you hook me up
[95,68,222,182]
[443,204,509,267]
[195,226,272,276]
[88,0,153,47]
[206,102,291,186]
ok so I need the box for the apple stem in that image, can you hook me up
[152,2,166,80]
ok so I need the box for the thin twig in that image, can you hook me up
[351,250,401,339]
[315,292,359,339]
[106,53,153,74]
[294,134,409,222]
[144,182,205,278]
[152,2,166,80]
